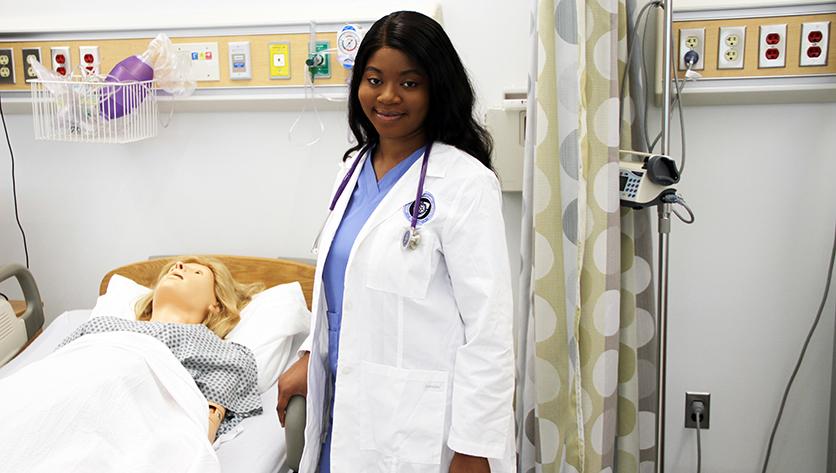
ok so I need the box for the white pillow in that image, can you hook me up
[89,274,311,393]
[90,274,152,320]
[226,282,311,393]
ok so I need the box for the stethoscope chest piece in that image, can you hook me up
[315,142,433,255]
[402,227,421,250]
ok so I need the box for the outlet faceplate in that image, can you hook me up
[718,26,746,69]
[0,48,14,84]
[800,21,830,67]
[79,46,100,75]
[51,46,71,77]
[21,48,42,81]
[685,392,711,429]
[759,23,787,68]
[679,27,705,70]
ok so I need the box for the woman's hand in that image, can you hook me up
[276,351,310,427]
[449,452,490,473]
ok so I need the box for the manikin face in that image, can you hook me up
[154,261,218,323]
[358,47,430,143]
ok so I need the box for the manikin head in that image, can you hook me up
[135,256,261,338]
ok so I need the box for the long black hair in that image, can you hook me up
[343,11,494,170]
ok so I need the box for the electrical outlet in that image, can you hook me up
[800,21,830,67]
[78,46,100,75]
[718,26,746,69]
[50,46,71,77]
[685,392,711,429]
[759,24,787,68]
[679,27,705,70]
[0,48,14,84]
[21,48,41,81]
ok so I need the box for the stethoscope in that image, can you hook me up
[311,141,433,255]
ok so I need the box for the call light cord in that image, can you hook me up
[0,92,30,269]
[761,227,836,473]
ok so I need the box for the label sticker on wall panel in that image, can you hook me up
[269,42,290,79]
[174,42,220,81]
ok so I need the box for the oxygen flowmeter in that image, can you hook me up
[619,151,680,209]
[337,24,362,70]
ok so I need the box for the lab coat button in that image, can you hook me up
[341,366,352,375]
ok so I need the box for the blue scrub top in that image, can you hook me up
[319,145,424,473]
[322,145,425,376]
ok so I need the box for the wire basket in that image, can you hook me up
[30,78,158,144]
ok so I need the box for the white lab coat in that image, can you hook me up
[298,142,516,473]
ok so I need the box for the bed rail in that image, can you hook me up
[0,264,44,366]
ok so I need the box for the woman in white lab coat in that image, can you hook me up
[277,11,515,473]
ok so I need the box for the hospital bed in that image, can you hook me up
[0,255,312,473]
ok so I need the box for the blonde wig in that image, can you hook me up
[135,256,263,338]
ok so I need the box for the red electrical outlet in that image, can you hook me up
[759,24,786,68]
[78,46,100,75]
[50,47,71,76]
[800,21,830,67]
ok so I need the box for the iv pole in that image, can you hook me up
[654,1,674,472]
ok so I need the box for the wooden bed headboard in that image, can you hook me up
[99,255,316,309]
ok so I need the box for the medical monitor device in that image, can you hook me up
[619,152,680,209]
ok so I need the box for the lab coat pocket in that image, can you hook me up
[360,361,448,465]
[365,223,436,300]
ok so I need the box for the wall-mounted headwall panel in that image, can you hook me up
[672,12,836,80]
[659,4,836,105]
[0,32,348,91]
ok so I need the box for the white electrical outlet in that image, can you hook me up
[21,48,41,82]
[718,26,746,69]
[50,46,71,77]
[759,24,787,68]
[679,27,705,70]
[800,21,830,67]
[78,46,100,75]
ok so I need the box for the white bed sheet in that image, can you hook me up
[0,310,289,473]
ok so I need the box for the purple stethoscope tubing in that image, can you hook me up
[313,142,432,254]
[329,142,432,226]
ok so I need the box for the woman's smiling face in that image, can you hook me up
[358,47,429,144]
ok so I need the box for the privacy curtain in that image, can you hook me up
[516,0,658,472]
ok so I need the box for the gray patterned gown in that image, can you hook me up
[58,316,263,436]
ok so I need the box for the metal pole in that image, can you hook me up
[655,204,672,473]
[655,1,674,473]
[661,0,673,153]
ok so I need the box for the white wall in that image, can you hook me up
[661,102,836,473]
[0,0,528,318]
[1,1,834,473]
